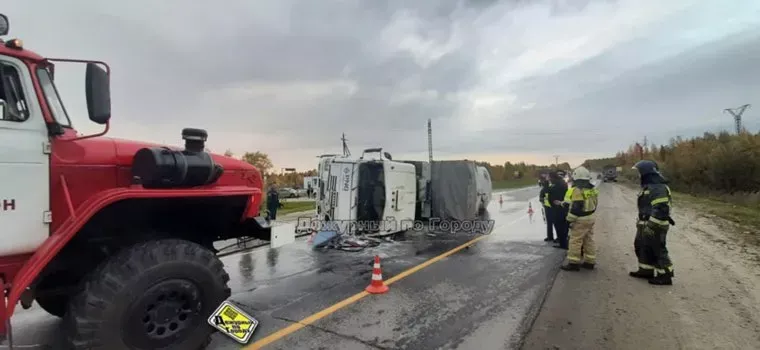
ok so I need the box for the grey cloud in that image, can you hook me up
[4,0,759,169]
[501,26,760,153]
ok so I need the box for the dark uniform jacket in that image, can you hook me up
[547,179,567,208]
[267,190,280,209]
[539,180,550,206]
[637,175,674,225]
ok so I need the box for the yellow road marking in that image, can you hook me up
[243,215,525,349]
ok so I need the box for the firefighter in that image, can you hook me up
[266,185,281,221]
[547,170,569,248]
[560,166,599,271]
[539,173,555,242]
[629,160,676,285]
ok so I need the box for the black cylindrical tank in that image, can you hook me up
[132,128,224,188]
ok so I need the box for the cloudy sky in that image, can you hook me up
[5,0,760,170]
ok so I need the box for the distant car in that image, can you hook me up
[278,187,298,198]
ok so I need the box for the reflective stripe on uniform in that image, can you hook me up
[543,184,553,207]
[639,263,654,270]
[567,212,595,221]
[566,187,599,222]
[651,197,669,205]
[649,217,669,226]
[654,265,673,276]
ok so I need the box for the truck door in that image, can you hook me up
[0,55,51,255]
[383,161,416,231]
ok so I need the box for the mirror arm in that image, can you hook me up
[59,120,110,142]
[44,58,110,75]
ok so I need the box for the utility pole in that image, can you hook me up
[635,142,643,160]
[341,133,351,157]
[553,155,559,167]
[427,118,433,162]
[723,104,750,134]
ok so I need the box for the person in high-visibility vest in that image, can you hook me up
[538,174,555,242]
[560,166,599,271]
[629,160,676,285]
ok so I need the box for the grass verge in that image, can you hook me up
[492,177,538,190]
[618,179,760,231]
[261,199,316,216]
[280,201,316,215]
[672,192,760,230]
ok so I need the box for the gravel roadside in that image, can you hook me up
[522,182,760,350]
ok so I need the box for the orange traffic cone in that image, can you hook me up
[365,255,389,294]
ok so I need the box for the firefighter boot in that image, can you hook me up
[581,262,595,270]
[629,268,654,279]
[560,263,581,271]
[649,271,673,286]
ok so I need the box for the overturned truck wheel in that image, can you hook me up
[64,239,231,350]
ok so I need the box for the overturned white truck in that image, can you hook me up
[313,148,492,236]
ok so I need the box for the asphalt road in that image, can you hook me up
[4,184,568,350]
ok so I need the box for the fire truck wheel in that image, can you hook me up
[35,295,68,318]
[63,239,231,350]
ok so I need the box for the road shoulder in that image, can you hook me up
[522,183,760,350]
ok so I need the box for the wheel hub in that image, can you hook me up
[124,279,203,349]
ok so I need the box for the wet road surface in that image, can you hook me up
[4,184,567,350]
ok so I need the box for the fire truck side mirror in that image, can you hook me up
[0,14,9,36]
[85,63,110,125]
[0,99,6,120]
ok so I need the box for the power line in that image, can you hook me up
[723,104,750,134]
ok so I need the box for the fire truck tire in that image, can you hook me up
[35,295,68,318]
[63,239,231,350]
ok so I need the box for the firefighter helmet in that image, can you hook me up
[572,166,592,181]
[632,160,661,176]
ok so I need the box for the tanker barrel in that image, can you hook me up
[133,128,223,188]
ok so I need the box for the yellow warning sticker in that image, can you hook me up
[207,300,259,344]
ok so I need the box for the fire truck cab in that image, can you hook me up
[0,14,292,349]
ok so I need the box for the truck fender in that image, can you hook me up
[4,185,258,320]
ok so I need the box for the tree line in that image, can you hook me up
[223,150,316,189]
[221,149,566,188]
[583,130,760,206]
[475,161,571,181]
